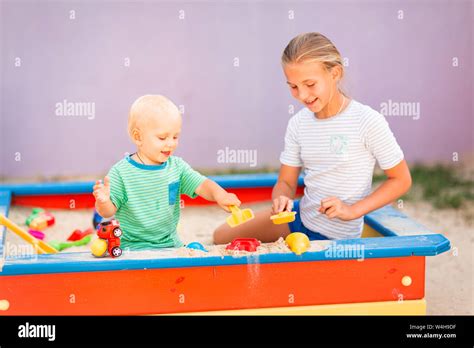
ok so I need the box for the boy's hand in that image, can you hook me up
[272,195,293,214]
[215,192,241,212]
[93,176,111,204]
[319,197,357,221]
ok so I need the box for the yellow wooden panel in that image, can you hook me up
[361,224,383,238]
[174,299,426,316]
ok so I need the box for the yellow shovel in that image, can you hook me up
[226,205,255,228]
[0,214,58,254]
[270,211,297,225]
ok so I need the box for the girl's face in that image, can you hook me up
[284,60,341,114]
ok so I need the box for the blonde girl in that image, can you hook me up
[214,32,411,243]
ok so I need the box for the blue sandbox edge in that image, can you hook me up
[0,173,304,194]
[0,233,450,276]
[0,191,12,260]
[0,176,451,277]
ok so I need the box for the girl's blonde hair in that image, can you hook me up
[282,32,345,82]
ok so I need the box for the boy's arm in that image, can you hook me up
[95,199,117,218]
[194,179,241,212]
[93,176,118,218]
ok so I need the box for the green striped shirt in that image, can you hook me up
[108,155,206,250]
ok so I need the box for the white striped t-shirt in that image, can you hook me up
[280,99,404,239]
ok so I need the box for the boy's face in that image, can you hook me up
[135,110,182,165]
[284,60,340,114]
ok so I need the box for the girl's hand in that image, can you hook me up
[319,197,357,221]
[216,192,241,212]
[272,195,294,215]
[93,176,111,204]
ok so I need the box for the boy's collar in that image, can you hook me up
[126,154,168,170]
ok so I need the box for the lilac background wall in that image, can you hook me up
[1,0,472,178]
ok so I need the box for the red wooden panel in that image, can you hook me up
[0,256,425,315]
[12,194,95,209]
[11,187,304,209]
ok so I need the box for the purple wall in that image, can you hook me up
[1,0,472,178]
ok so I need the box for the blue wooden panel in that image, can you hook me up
[0,181,95,195]
[365,205,435,237]
[0,190,12,260]
[208,173,306,189]
[0,234,450,276]
[0,177,450,278]
[0,173,305,194]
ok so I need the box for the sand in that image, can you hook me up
[2,199,472,315]
[400,201,473,315]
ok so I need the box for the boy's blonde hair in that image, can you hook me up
[282,32,346,81]
[128,95,180,137]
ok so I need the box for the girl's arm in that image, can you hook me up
[321,160,412,220]
[352,159,412,218]
[272,164,302,213]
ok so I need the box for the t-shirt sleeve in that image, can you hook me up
[279,116,303,167]
[178,158,207,198]
[362,111,405,170]
[107,166,127,210]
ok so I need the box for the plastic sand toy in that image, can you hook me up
[91,238,108,257]
[91,219,123,258]
[0,214,58,254]
[186,242,208,252]
[50,234,93,252]
[270,211,297,224]
[226,205,255,228]
[226,238,261,252]
[285,232,310,255]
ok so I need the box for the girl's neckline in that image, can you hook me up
[311,98,354,122]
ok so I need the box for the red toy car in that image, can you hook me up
[96,219,123,258]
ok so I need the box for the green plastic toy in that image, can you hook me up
[49,234,93,252]
[25,208,44,226]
